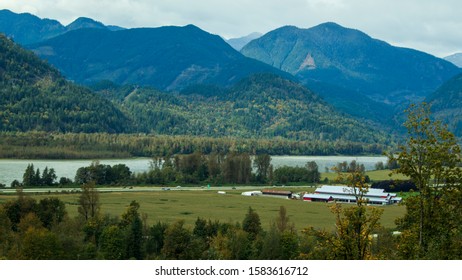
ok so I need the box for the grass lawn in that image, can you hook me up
[0,188,406,231]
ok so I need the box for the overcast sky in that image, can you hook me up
[2,0,462,57]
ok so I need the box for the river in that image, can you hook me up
[0,155,387,186]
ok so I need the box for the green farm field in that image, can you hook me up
[321,169,409,182]
[0,188,406,231]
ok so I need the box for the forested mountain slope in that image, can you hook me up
[426,73,462,137]
[93,74,392,146]
[0,34,129,133]
[241,22,461,124]
[29,25,288,90]
[0,31,392,148]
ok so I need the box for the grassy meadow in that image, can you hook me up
[321,169,409,182]
[0,188,406,231]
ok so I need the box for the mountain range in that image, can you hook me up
[1,32,392,149]
[1,9,462,144]
[0,9,122,45]
[29,25,286,90]
[241,23,461,124]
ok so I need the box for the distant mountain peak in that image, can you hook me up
[0,9,125,45]
[309,22,371,40]
[444,53,462,68]
[275,22,356,33]
[314,21,343,29]
[227,32,263,50]
[66,17,108,31]
[183,24,201,29]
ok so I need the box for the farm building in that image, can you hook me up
[241,190,298,199]
[241,191,262,196]
[261,189,293,199]
[303,185,402,205]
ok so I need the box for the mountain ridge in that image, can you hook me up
[2,9,461,141]
[241,22,461,127]
[0,9,124,45]
[2,29,388,147]
[29,25,289,90]
[241,22,459,101]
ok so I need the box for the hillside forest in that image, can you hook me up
[0,104,461,260]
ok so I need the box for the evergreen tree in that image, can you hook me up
[34,168,41,186]
[242,207,262,240]
[120,201,143,260]
[41,167,57,186]
[22,164,35,186]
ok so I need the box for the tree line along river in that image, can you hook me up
[0,155,387,186]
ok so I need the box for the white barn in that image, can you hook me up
[241,191,262,196]
[303,185,402,205]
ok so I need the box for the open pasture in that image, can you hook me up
[0,188,406,231]
[321,169,409,182]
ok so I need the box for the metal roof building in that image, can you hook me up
[261,189,293,198]
[303,185,402,205]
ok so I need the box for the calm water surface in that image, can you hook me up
[0,156,387,186]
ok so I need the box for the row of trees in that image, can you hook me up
[74,162,132,185]
[333,160,366,173]
[15,153,318,187]
[21,164,57,186]
[14,156,402,189]
[374,158,399,170]
[15,153,321,188]
[0,131,386,160]
[14,153,323,188]
[17,162,132,188]
[135,153,320,185]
